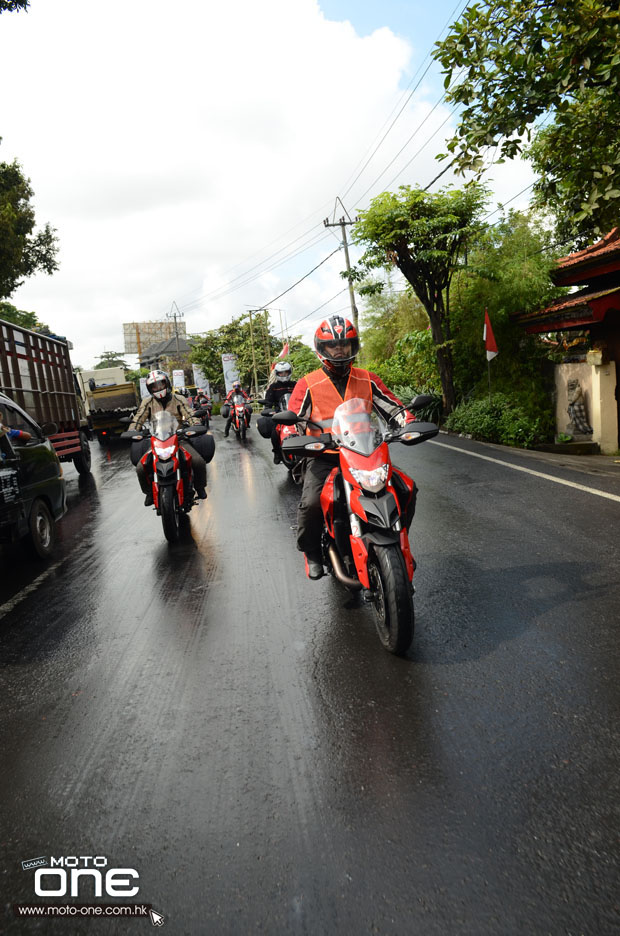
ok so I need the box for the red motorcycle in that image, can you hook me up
[192,395,212,428]
[123,411,211,543]
[230,392,251,441]
[258,391,303,481]
[274,396,438,655]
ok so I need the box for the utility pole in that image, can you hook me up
[323,215,359,333]
[247,309,259,396]
[167,301,184,356]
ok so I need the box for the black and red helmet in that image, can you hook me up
[314,315,359,375]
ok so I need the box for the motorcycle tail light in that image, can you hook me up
[349,464,389,493]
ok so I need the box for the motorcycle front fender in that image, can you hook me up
[156,460,177,483]
[357,491,401,530]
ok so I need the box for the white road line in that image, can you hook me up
[430,440,620,503]
[0,559,65,621]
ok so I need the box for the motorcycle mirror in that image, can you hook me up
[409,394,435,411]
[271,410,298,425]
[399,422,439,445]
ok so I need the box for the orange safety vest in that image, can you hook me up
[304,367,373,435]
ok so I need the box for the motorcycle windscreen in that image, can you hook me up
[152,410,177,441]
[331,397,386,456]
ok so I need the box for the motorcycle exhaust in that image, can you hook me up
[327,545,363,591]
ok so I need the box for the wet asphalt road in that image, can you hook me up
[1,418,620,935]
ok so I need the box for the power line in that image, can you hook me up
[338,0,471,204]
[351,72,465,208]
[272,288,349,338]
[179,229,332,312]
[251,245,343,315]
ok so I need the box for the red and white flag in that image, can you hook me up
[483,309,498,361]
[278,342,289,358]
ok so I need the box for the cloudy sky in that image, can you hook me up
[0,0,535,369]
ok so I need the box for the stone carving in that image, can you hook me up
[566,378,593,436]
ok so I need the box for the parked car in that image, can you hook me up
[0,391,67,558]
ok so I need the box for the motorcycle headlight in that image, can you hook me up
[349,464,389,492]
[154,444,175,459]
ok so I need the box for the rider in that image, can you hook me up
[193,388,212,420]
[129,369,208,505]
[0,414,31,460]
[264,361,296,463]
[224,380,252,438]
[286,315,417,580]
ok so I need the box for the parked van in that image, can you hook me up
[0,391,66,558]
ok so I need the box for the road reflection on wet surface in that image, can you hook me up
[1,421,619,934]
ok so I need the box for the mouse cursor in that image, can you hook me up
[149,908,165,926]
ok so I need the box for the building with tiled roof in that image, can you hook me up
[512,229,619,453]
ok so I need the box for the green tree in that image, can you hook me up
[190,313,282,394]
[434,0,620,241]
[0,2,29,12]
[525,89,620,243]
[447,211,564,438]
[0,300,48,331]
[125,367,149,394]
[0,159,59,298]
[358,276,428,366]
[95,352,128,369]
[368,329,442,395]
[352,183,489,414]
[285,340,318,380]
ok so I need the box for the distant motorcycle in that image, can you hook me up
[122,411,210,543]
[272,395,438,655]
[259,391,302,479]
[230,392,251,441]
[192,402,211,430]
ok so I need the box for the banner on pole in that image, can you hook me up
[192,364,210,394]
[221,354,240,394]
[172,369,185,389]
[483,309,498,361]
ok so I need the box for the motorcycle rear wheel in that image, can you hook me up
[367,544,413,655]
[160,486,180,543]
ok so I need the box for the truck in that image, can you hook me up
[0,316,92,475]
[77,367,139,444]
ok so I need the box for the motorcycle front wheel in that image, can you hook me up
[367,544,413,655]
[160,485,180,543]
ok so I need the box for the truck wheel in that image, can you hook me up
[28,499,56,559]
[72,432,92,475]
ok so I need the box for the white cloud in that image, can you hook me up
[0,0,534,368]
